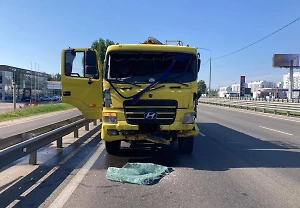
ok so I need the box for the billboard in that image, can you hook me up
[272,54,300,68]
[240,75,245,97]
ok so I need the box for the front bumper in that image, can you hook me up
[101,121,199,144]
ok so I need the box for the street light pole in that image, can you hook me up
[12,81,16,110]
[197,48,212,98]
[209,57,212,98]
[35,62,37,101]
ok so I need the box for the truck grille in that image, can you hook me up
[123,99,178,125]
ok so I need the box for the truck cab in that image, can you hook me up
[60,38,201,155]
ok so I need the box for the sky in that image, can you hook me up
[0,0,299,89]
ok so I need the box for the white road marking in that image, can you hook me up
[49,141,105,208]
[259,126,293,136]
[203,111,214,115]
[5,125,100,208]
[199,103,300,123]
[199,132,206,137]
[19,131,97,198]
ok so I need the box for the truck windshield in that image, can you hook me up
[105,51,197,83]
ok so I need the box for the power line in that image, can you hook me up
[201,59,210,66]
[213,17,300,60]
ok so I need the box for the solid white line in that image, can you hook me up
[48,142,105,208]
[5,125,99,208]
[199,132,206,137]
[19,131,97,198]
[203,111,214,115]
[259,126,293,136]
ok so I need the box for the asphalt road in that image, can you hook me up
[0,108,81,138]
[1,104,300,208]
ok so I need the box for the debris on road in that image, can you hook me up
[106,162,173,185]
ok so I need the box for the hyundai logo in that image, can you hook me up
[144,111,157,120]
[149,78,155,82]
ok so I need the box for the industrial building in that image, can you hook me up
[0,65,50,102]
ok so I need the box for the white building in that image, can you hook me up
[218,86,232,97]
[231,83,240,93]
[247,80,276,93]
[277,82,284,88]
[283,72,300,98]
[231,83,248,93]
[283,72,300,89]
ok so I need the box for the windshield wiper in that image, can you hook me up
[149,85,165,91]
[164,80,189,87]
[110,79,141,87]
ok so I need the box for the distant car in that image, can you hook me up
[41,97,51,101]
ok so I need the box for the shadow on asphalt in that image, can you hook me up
[0,125,101,208]
[1,122,300,207]
[100,122,300,172]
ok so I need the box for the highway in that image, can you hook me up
[0,104,300,208]
[0,108,81,138]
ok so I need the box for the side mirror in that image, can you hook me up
[197,58,201,72]
[197,90,202,99]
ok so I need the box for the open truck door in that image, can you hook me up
[61,48,103,119]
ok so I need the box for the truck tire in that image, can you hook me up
[105,140,121,155]
[178,136,194,154]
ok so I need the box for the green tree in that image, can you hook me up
[47,73,61,81]
[210,90,218,97]
[47,74,53,81]
[53,73,61,81]
[91,38,115,67]
[197,80,206,93]
[82,38,115,75]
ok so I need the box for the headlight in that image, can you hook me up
[103,112,118,124]
[182,112,196,124]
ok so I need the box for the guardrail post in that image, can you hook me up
[29,151,37,165]
[93,120,97,126]
[74,129,79,138]
[57,137,63,148]
[85,124,90,131]
[22,133,37,165]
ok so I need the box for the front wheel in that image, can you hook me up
[178,136,194,154]
[105,140,121,155]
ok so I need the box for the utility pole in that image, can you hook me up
[30,62,32,97]
[289,60,294,100]
[35,62,37,100]
[209,57,212,98]
[12,81,16,110]
[37,64,40,99]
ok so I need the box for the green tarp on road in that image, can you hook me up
[106,162,173,185]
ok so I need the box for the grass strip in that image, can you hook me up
[0,103,74,122]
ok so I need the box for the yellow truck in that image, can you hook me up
[61,37,201,155]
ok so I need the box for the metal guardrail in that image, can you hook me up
[199,98,300,116]
[0,118,101,169]
[216,97,300,103]
[0,115,85,150]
